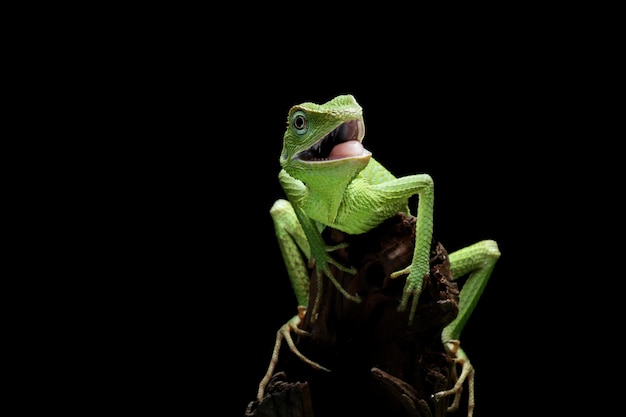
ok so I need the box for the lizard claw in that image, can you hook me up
[396,270,428,326]
[397,284,421,326]
[257,308,330,402]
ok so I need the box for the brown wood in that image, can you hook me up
[246,213,459,417]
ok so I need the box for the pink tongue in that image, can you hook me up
[328,141,364,159]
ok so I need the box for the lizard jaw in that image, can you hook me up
[296,119,367,162]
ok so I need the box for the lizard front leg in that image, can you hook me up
[257,199,333,401]
[291,201,360,321]
[378,174,435,325]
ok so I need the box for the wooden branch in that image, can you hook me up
[246,213,460,417]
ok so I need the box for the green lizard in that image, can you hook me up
[257,94,500,416]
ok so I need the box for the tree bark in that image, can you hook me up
[246,212,460,417]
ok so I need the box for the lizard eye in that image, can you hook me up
[292,111,308,135]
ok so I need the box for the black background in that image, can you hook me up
[229,86,528,416]
[31,7,619,414]
[106,37,604,416]
[128,79,553,416]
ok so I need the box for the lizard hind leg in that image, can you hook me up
[434,239,500,417]
[256,306,330,402]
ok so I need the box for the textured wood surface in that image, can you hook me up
[246,213,460,417]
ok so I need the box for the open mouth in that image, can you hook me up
[297,119,366,161]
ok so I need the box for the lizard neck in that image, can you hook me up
[301,173,354,226]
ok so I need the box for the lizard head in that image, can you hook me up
[280,94,371,180]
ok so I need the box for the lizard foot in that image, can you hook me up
[432,340,475,417]
[395,270,427,326]
[256,306,330,402]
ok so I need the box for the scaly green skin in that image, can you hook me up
[277,94,435,321]
[259,95,501,417]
